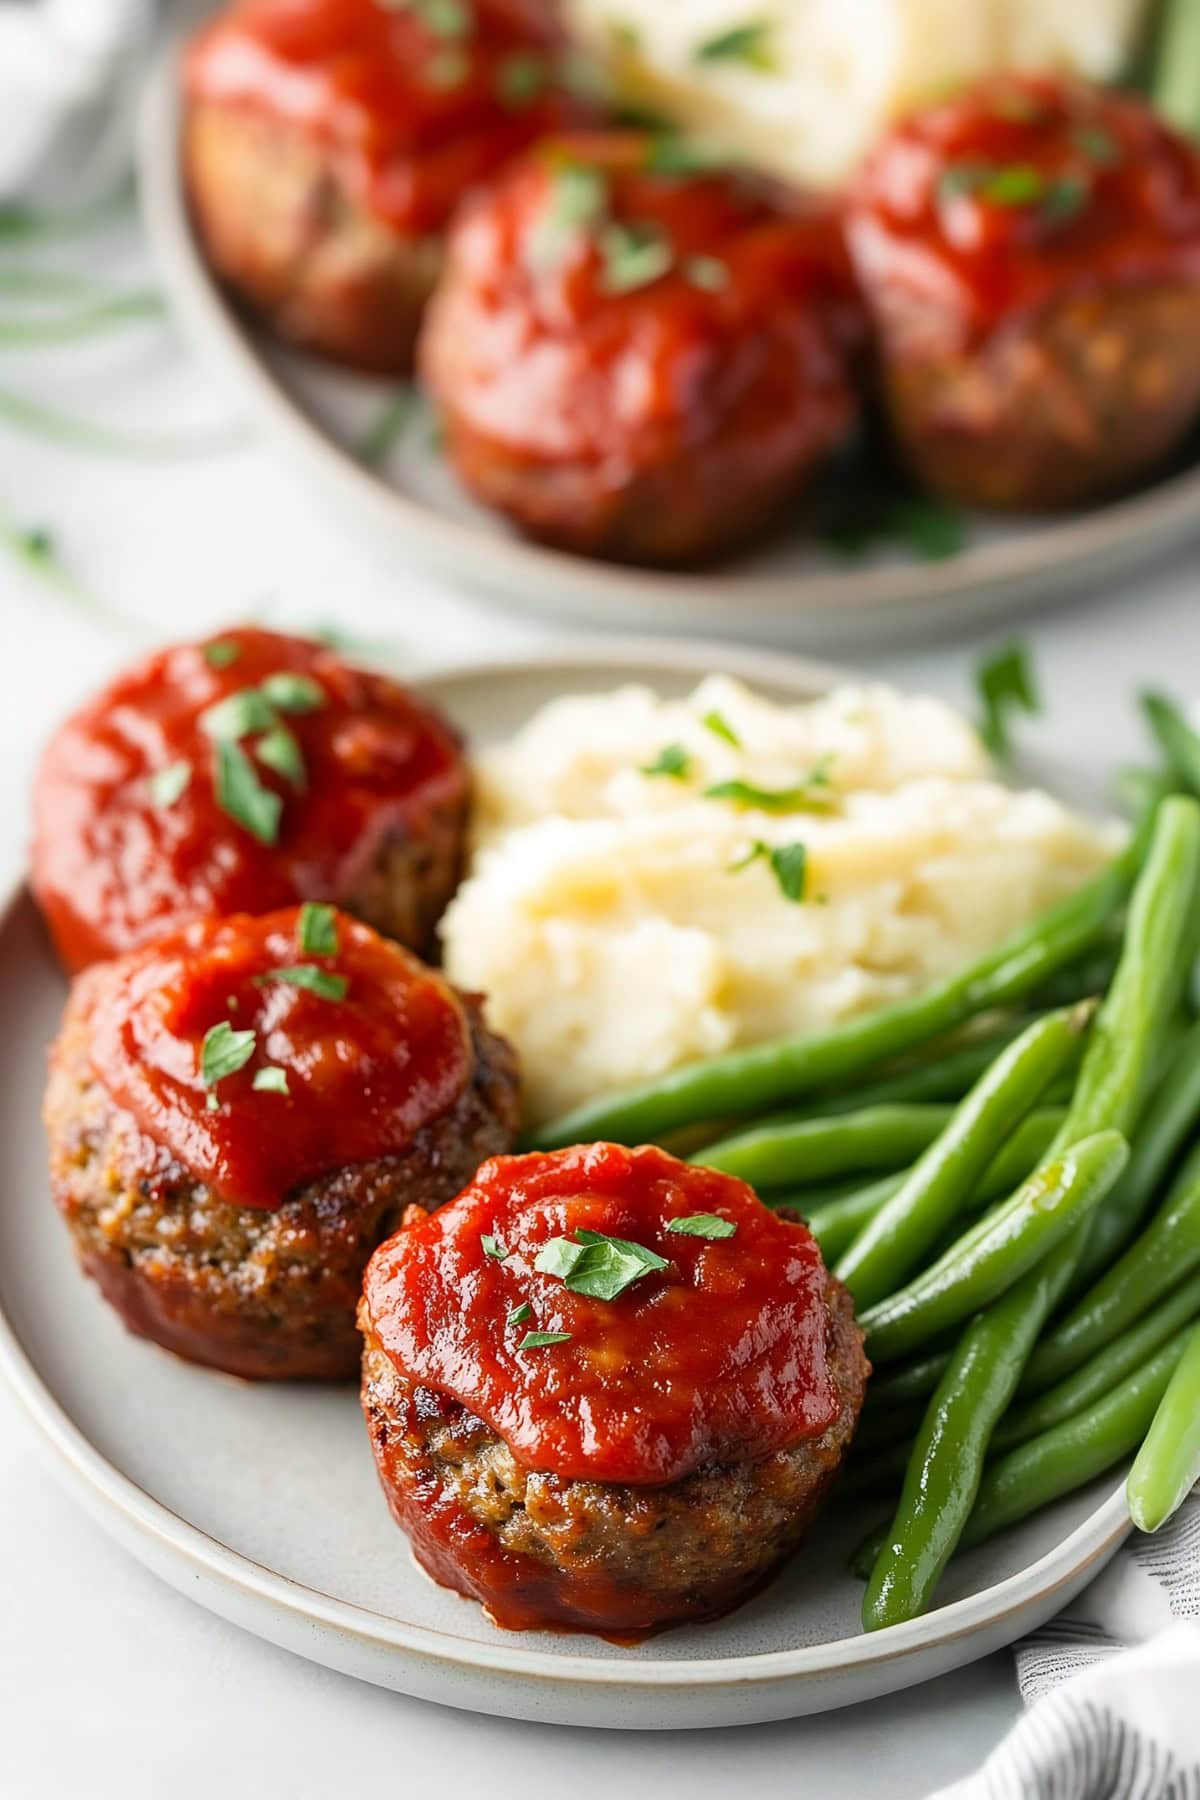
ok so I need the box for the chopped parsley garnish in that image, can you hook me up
[517,1331,573,1350]
[644,137,723,176]
[534,1229,668,1302]
[255,725,305,790]
[684,254,730,291]
[297,901,339,956]
[252,1066,290,1095]
[200,1020,256,1095]
[977,164,1045,205]
[976,641,1039,758]
[641,742,692,780]
[427,45,470,87]
[731,839,809,902]
[666,1214,737,1239]
[255,965,349,1000]
[356,386,418,466]
[704,777,835,814]
[203,639,241,669]
[694,20,776,71]
[395,0,473,37]
[701,709,741,747]
[148,759,191,809]
[1073,125,1119,166]
[496,51,545,108]
[259,672,325,714]
[507,1302,532,1325]
[201,688,278,740]
[938,161,1090,227]
[481,1233,508,1261]
[598,221,674,294]
[826,496,963,563]
[214,737,283,846]
[528,160,607,269]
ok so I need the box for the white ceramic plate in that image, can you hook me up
[138,49,1200,653]
[0,640,1134,1728]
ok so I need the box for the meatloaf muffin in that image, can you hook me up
[419,133,864,564]
[45,906,519,1380]
[359,1142,868,1634]
[32,626,468,973]
[847,75,1200,510]
[184,0,590,372]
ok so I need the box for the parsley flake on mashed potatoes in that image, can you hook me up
[439,679,1118,1127]
[566,1,1148,188]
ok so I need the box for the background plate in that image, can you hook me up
[0,641,1133,1729]
[139,50,1200,652]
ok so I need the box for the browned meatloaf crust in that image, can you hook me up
[359,1274,868,1630]
[184,104,443,374]
[45,988,520,1381]
[877,284,1200,510]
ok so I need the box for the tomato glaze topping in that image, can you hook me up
[426,132,862,462]
[31,627,465,972]
[78,907,472,1210]
[362,1142,840,1486]
[185,0,589,237]
[848,76,1200,351]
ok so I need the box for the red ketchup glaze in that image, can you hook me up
[31,627,465,972]
[184,0,590,238]
[77,906,471,1210]
[424,132,863,464]
[847,75,1200,353]
[364,1142,840,1486]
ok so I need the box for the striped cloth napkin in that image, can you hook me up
[935,1497,1200,1798]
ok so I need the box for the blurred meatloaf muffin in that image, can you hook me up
[45,906,519,1380]
[31,626,468,973]
[359,1142,868,1634]
[847,75,1200,510]
[183,0,591,371]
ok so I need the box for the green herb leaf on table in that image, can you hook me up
[298,902,339,957]
[255,965,349,1001]
[255,725,306,790]
[482,1234,508,1261]
[518,1331,573,1350]
[534,1230,668,1301]
[977,641,1040,757]
[252,1067,290,1095]
[666,1214,737,1238]
[148,759,192,810]
[214,737,283,846]
[200,1020,257,1093]
[694,20,776,71]
[641,742,692,780]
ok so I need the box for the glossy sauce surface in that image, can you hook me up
[79,907,472,1210]
[31,627,465,971]
[425,132,861,462]
[849,76,1200,351]
[363,1141,840,1485]
[185,0,586,235]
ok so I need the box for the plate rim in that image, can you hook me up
[137,47,1200,631]
[0,637,1134,1697]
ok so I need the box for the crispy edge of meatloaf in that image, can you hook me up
[877,283,1200,511]
[358,1274,869,1634]
[183,102,441,375]
[44,992,520,1382]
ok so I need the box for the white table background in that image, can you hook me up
[2,195,1198,1800]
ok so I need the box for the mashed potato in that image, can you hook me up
[440,679,1117,1126]
[567,0,1148,188]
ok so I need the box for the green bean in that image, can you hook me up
[1154,0,1200,135]
[837,1007,1092,1309]
[1067,1014,1200,1296]
[862,1351,952,1411]
[528,838,1142,1149]
[1142,690,1200,793]
[1127,1321,1200,1532]
[1113,766,1181,823]
[994,1268,1200,1453]
[693,1104,955,1190]
[792,1017,1045,1117]
[1027,939,1120,1009]
[861,1132,1129,1366]
[859,799,1200,1626]
[1022,1141,1200,1394]
[797,1179,902,1260]
[961,1331,1193,1549]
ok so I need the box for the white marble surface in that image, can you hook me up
[2,181,1199,1800]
